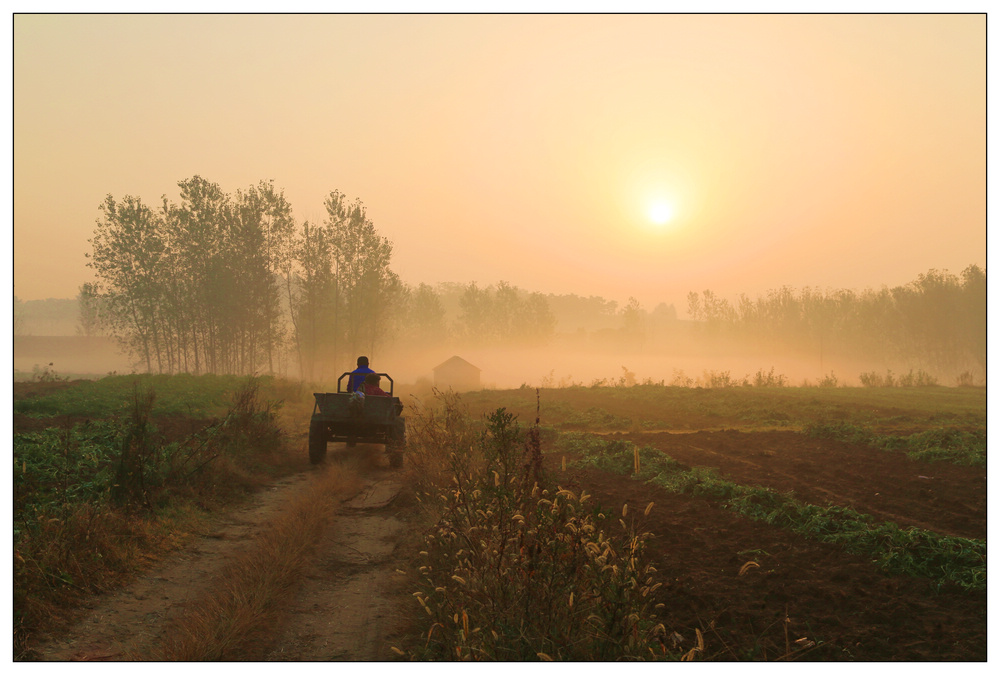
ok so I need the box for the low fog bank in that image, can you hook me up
[380,333,979,392]
[15,331,981,391]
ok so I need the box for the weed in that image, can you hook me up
[399,392,672,661]
[753,368,787,388]
[818,372,839,388]
[13,374,289,659]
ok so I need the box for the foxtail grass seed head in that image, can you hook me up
[644,502,654,516]
[622,503,628,517]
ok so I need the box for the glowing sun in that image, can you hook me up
[647,200,676,226]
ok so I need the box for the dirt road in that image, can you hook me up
[32,446,412,662]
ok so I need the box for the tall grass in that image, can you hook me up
[142,465,356,661]
[13,375,289,660]
[399,392,673,661]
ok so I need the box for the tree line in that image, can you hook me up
[686,265,986,376]
[85,176,405,380]
[83,176,983,380]
[83,177,572,379]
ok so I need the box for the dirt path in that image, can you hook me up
[264,471,410,661]
[31,447,411,662]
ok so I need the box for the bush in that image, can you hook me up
[401,394,669,661]
[753,368,787,388]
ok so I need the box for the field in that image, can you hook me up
[13,375,987,661]
[445,384,987,660]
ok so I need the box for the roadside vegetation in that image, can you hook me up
[140,464,360,661]
[12,374,301,660]
[397,392,681,661]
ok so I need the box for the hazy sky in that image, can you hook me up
[12,13,986,310]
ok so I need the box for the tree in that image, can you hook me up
[325,191,402,366]
[960,264,986,371]
[290,220,336,381]
[406,283,448,345]
[76,282,108,337]
[87,194,167,372]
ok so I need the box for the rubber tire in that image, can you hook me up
[388,418,405,468]
[309,421,327,464]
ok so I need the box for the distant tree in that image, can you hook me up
[231,180,296,373]
[406,283,448,344]
[87,194,167,372]
[620,297,644,333]
[13,296,26,336]
[455,281,555,345]
[960,264,986,371]
[456,282,494,343]
[520,291,556,344]
[290,220,336,381]
[76,282,108,337]
[324,190,402,366]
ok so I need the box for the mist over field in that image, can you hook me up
[13,15,984,390]
[15,264,985,390]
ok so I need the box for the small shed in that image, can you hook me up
[433,356,481,392]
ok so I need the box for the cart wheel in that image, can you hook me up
[309,421,327,464]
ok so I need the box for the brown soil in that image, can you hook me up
[559,430,987,661]
[624,429,986,540]
[25,423,986,661]
[29,443,413,662]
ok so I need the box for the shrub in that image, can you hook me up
[753,368,787,388]
[818,372,838,388]
[401,395,670,661]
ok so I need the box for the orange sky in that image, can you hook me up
[12,14,986,311]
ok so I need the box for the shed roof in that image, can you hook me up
[433,355,481,373]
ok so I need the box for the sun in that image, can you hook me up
[647,200,675,226]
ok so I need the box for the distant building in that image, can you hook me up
[433,356,481,392]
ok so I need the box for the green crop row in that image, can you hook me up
[806,423,986,466]
[13,373,278,418]
[563,435,986,591]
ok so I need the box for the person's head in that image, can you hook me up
[357,356,369,367]
[365,373,381,386]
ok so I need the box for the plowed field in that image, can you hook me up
[560,429,987,661]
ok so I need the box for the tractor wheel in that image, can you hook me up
[388,419,405,468]
[309,421,327,464]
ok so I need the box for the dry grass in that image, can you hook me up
[137,463,360,660]
[14,502,200,659]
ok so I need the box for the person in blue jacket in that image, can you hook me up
[347,356,375,392]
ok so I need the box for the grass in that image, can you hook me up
[565,434,986,591]
[140,464,358,660]
[460,384,985,434]
[13,375,296,660]
[396,392,678,661]
[12,373,288,418]
[806,422,986,466]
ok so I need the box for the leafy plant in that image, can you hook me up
[566,435,985,590]
[400,395,672,661]
[806,423,985,466]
